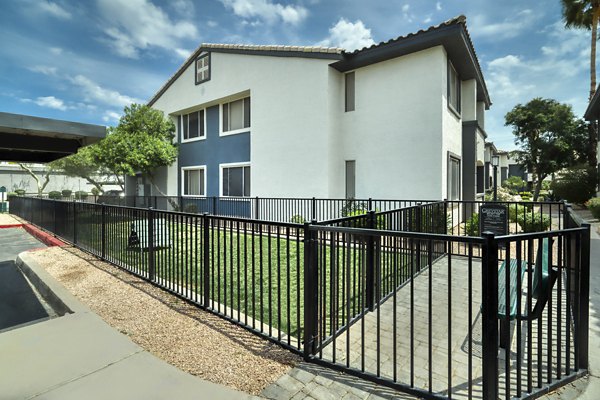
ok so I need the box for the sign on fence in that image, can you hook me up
[127,219,171,249]
[479,204,508,236]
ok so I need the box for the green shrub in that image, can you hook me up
[290,214,306,224]
[502,176,526,194]
[516,213,551,233]
[91,187,100,196]
[508,204,531,222]
[542,180,552,191]
[551,166,596,204]
[340,199,368,217]
[61,189,72,197]
[48,191,62,199]
[587,197,600,219]
[75,191,88,200]
[408,204,449,234]
[14,189,26,196]
[484,186,513,202]
[464,213,479,236]
[345,209,385,229]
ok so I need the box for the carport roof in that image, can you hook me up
[0,112,106,163]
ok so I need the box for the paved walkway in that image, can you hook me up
[0,229,255,400]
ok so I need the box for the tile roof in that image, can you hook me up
[200,43,344,54]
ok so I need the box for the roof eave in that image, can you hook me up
[330,23,491,108]
[584,84,600,120]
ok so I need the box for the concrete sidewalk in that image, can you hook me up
[0,250,256,400]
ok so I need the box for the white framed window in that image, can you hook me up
[448,156,461,201]
[447,61,461,115]
[220,162,250,197]
[181,110,206,142]
[195,52,210,84]
[181,166,206,197]
[221,97,250,136]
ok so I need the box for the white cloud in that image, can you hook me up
[488,55,521,70]
[318,18,375,51]
[170,0,194,15]
[483,20,590,150]
[436,2,442,11]
[37,1,72,19]
[470,9,535,40]
[97,0,198,59]
[174,48,192,60]
[35,96,68,111]
[220,0,308,25]
[70,75,142,107]
[28,65,58,76]
[402,4,409,13]
[102,110,121,123]
[207,20,219,28]
[49,47,63,55]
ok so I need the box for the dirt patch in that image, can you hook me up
[27,246,299,395]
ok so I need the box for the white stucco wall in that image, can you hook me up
[335,46,447,200]
[152,52,334,197]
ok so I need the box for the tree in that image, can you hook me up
[17,163,53,195]
[561,0,600,168]
[562,0,600,100]
[95,104,177,197]
[51,145,122,194]
[505,98,588,200]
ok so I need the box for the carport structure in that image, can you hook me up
[0,111,105,163]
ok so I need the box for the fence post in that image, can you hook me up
[203,213,210,308]
[365,210,376,311]
[564,201,572,229]
[578,223,591,370]
[368,197,373,211]
[53,200,57,234]
[303,221,319,360]
[213,197,217,216]
[481,232,499,399]
[72,200,77,245]
[148,207,155,281]
[311,197,316,221]
[101,203,106,259]
[254,196,259,220]
[154,196,158,210]
[415,205,422,271]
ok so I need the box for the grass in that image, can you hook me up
[72,213,420,342]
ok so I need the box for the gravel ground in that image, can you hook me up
[27,246,300,395]
[0,213,20,225]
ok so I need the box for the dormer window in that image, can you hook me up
[195,52,210,84]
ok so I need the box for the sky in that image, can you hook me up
[0,0,592,150]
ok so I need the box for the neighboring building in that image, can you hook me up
[146,16,491,202]
[584,85,600,193]
[0,162,121,194]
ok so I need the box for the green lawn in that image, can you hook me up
[73,214,420,342]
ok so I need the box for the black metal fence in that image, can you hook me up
[9,196,589,400]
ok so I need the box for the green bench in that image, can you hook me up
[497,238,557,348]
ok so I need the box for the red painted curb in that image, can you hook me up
[0,224,23,229]
[22,224,66,247]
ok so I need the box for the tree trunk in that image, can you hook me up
[146,174,178,210]
[532,174,545,202]
[18,163,51,196]
[591,9,598,101]
[83,177,104,194]
[589,8,599,170]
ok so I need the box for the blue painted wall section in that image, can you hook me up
[178,105,250,197]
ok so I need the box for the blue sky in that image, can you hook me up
[0,0,591,150]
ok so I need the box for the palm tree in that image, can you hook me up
[562,0,600,170]
[562,0,600,100]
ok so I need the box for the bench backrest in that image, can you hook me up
[532,237,550,299]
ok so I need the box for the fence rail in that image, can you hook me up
[9,196,589,400]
